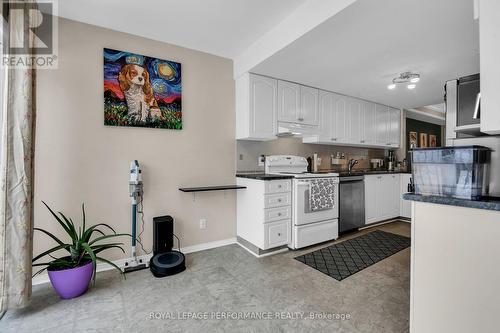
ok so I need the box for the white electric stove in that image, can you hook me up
[265,155,339,249]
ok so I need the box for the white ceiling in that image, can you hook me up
[56,0,306,59]
[252,0,479,109]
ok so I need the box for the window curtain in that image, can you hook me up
[0,0,37,315]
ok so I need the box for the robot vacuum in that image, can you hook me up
[149,215,186,278]
[149,250,186,277]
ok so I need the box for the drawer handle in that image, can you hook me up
[360,140,365,143]
[331,138,337,141]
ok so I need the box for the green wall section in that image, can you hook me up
[405,118,443,171]
[405,118,442,150]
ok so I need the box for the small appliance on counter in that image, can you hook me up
[386,150,396,171]
[370,159,383,170]
[409,146,491,200]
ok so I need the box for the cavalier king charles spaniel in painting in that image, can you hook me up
[118,64,163,122]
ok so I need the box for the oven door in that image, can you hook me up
[293,178,339,226]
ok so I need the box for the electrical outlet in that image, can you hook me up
[199,218,207,229]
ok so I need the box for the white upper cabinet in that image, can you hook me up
[236,73,401,147]
[375,104,389,146]
[479,0,500,135]
[277,80,300,123]
[236,73,277,141]
[331,93,348,143]
[348,97,362,144]
[388,107,401,147]
[316,90,333,142]
[299,86,319,126]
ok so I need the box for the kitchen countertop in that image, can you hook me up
[403,193,500,211]
[236,173,294,181]
[337,170,411,177]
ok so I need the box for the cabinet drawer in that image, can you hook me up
[264,206,291,223]
[264,192,291,208]
[265,180,291,194]
[264,220,291,249]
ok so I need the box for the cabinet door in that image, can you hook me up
[317,90,333,142]
[300,86,319,126]
[389,174,401,217]
[348,97,362,144]
[249,74,277,139]
[364,175,379,224]
[375,104,389,146]
[378,175,393,219]
[331,94,348,143]
[362,101,377,144]
[400,173,412,218]
[388,107,401,147]
[277,80,300,123]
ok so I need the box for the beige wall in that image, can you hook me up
[34,18,236,261]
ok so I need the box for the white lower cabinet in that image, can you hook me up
[237,178,292,251]
[365,174,401,224]
[265,220,291,249]
[400,173,412,219]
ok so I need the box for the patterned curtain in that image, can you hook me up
[0,1,37,314]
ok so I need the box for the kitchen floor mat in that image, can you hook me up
[295,230,410,281]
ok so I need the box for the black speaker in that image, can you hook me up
[153,215,173,255]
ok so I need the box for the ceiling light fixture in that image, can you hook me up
[387,72,421,90]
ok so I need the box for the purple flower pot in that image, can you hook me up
[47,261,94,299]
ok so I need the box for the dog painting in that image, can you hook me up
[103,48,182,129]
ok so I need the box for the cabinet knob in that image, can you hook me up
[331,138,337,141]
[278,185,282,188]
[278,213,282,216]
[278,199,282,202]
[278,233,282,236]
[360,140,365,143]
[298,117,304,121]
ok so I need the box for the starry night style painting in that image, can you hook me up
[103,48,182,129]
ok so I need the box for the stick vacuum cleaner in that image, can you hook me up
[124,160,148,273]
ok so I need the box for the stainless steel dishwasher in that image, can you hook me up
[339,175,365,233]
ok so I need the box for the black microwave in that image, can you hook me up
[457,74,480,127]
[445,73,481,136]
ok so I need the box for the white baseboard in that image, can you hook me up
[236,242,289,258]
[32,237,236,286]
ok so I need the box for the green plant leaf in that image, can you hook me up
[32,244,70,263]
[82,203,86,238]
[92,245,125,255]
[96,256,125,277]
[82,223,117,242]
[81,242,97,283]
[42,201,72,237]
[59,212,78,241]
[33,227,65,246]
[89,233,131,246]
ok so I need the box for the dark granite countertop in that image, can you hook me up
[403,193,500,211]
[337,170,411,177]
[236,173,294,181]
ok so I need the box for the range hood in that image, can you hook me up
[276,122,316,137]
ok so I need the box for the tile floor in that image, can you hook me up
[0,221,410,333]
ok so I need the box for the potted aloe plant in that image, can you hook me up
[33,202,130,299]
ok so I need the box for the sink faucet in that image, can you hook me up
[348,159,359,173]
